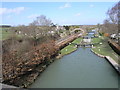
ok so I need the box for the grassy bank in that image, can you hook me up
[60,37,82,56]
[91,36,119,63]
[60,36,119,63]
[72,37,82,44]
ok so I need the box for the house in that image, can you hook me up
[110,34,116,39]
[83,36,91,43]
[56,25,65,31]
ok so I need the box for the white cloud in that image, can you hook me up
[90,4,94,7]
[27,14,39,19]
[75,13,81,16]
[59,3,71,9]
[0,7,25,15]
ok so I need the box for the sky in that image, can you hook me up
[0,2,117,26]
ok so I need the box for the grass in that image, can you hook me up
[72,37,82,44]
[60,37,82,55]
[0,28,24,40]
[60,45,77,55]
[92,37,119,63]
[0,28,12,40]
[91,37,102,43]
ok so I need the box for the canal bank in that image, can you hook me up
[29,48,119,88]
[91,36,120,74]
[57,37,82,59]
[23,35,80,88]
[91,49,120,74]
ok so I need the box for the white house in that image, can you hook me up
[110,34,116,39]
[83,36,91,43]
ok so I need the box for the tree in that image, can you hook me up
[28,15,51,37]
[28,15,58,45]
[102,2,120,35]
[32,15,52,26]
[107,2,119,24]
[63,25,70,30]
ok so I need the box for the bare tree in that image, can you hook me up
[101,1,120,35]
[33,15,52,26]
[107,2,119,24]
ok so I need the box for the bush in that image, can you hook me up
[2,36,58,84]
[104,33,110,37]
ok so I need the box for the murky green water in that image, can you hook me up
[30,48,119,88]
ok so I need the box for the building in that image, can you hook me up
[83,36,91,43]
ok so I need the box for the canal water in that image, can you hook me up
[30,48,119,88]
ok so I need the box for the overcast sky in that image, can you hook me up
[1,2,117,26]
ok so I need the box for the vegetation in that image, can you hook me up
[92,37,119,63]
[2,15,61,87]
[0,28,12,40]
[60,45,77,55]
[63,25,70,30]
[72,37,82,44]
[60,37,82,55]
[100,2,119,35]
[95,1,120,62]
[91,37,102,43]
[2,39,58,87]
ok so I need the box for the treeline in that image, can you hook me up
[0,25,11,28]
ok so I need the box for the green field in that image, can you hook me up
[1,30,11,40]
[0,28,12,40]
[0,28,24,40]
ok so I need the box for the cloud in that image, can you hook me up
[59,3,71,9]
[75,13,81,16]
[89,4,94,7]
[27,14,39,19]
[0,7,25,15]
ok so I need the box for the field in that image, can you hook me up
[0,28,12,40]
[0,28,24,40]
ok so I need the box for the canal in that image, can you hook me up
[30,48,119,88]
